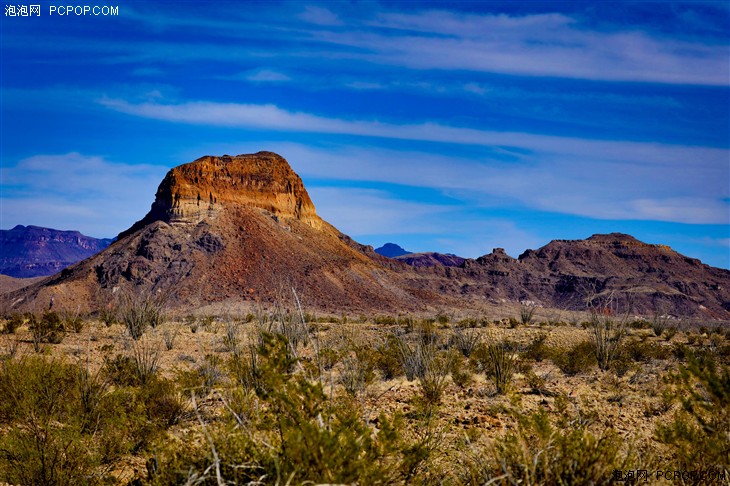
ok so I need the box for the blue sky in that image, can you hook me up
[1,1,729,268]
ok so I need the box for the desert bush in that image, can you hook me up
[62,308,85,333]
[686,332,699,345]
[623,338,670,363]
[0,356,138,484]
[449,350,473,388]
[30,311,66,351]
[524,332,551,362]
[395,329,438,381]
[117,288,167,340]
[99,306,117,327]
[339,350,376,397]
[656,351,730,475]
[222,318,241,354]
[103,353,140,386]
[141,378,188,429]
[179,354,224,395]
[318,346,341,371]
[586,304,627,371]
[2,314,23,334]
[651,310,671,336]
[465,409,638,485]
[551,340,596,376]
[374,334,403,380]
[418,350,451,405]
[0,335,21,360]
[162,326,178,351]
[663,326,678,341]
[519,301,537,325]
[449,326,481,357]
[472,337,518,394]
[156,333,431,484]
[131,340,161,386]
[227,342,264,394]
[374,315,397,326]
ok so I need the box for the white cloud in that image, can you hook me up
[307,186,542,258]
[275,142,729,225]
[99,97,727,162]
[1,153,166,237]
[299,5,341,26]
[313,10,729,86]
[98,97,729,221]
[308,187,453,236]
[245,69,291,82]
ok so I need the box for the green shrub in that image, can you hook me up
[30,312,66,351]
[449,350,473,388]
[0,356,137,484]
[587,310,627,371]
[472,338,518,394]
[103,353,141,387]
[339,345,376,396]
[524,332,550,362]
[449,326,481,357]
[656,351,730,474]
[374,315,397,326]
[663,326,678,341]
[465,409,638,485]
[551,340,596,376]
[2,314,23,334]
[155,333,431,484]
[418,350,451,405]
[623,338,670,363]
[178,354,223,395]
[374,334,403,380]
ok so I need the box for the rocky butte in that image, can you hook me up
[2,152,729,319]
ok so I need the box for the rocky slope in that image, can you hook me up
[396,252,466,268]
[3,152,728,319]
[457,236,730,318]
[2,153,422,313]
[0,225,112,277]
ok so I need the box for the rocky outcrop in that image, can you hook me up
[119,152,322,239]
[3,153,418,313]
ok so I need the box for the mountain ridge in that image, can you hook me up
[2,152,728,319]
[0,225,113,278]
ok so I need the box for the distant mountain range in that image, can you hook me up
[2,152,728,319]
[0,225,112,278]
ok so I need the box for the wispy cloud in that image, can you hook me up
[308,187,452,235]
[97,97,729,225]
[307,186,541,258]
[298,5,341,26]
[316,9,729,85]
[275,142,729,225]
[14,4,724,86]
[245,69,291,82]
[1,153,166,237]
[98,96,727,159]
